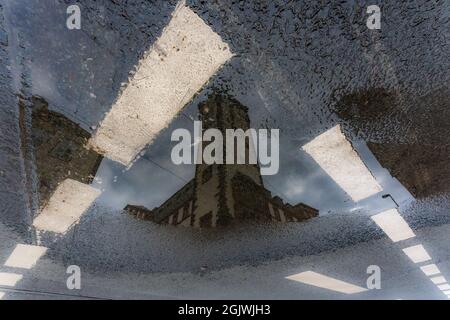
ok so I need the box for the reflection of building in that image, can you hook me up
[335,88,450,199]
[30,96,103,209]
[125,94,318,228]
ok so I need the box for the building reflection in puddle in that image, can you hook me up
[23,96,102,234]
[125,94,318,228]
[335,87,450,200]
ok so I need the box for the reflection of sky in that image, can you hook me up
[93,109,196,210]
[5,0,449,215]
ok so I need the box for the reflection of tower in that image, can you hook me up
[125,94,318,228]
[193,94,264,227]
